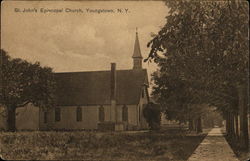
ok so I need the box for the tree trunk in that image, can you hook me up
[228,112,234,137]
[230,112,235,138]
[235,113,239,140]
[211,119,214,128]
[189,119,194,131]
[237,84,249,150]
[196,116,202,133]
[226,112,230,135]
[194,119,197,132]
[6,106,16,132]
[228,112,231,136]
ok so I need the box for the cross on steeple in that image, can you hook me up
[132,28,143,69]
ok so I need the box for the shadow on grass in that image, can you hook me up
[224,135,250,161]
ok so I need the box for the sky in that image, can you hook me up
[1,1,168,92]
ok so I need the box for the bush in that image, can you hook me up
[143,102,161,130]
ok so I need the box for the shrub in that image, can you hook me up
[143,102,161,130]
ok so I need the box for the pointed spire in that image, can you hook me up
[132,28,143,69]
[132,28,142,58]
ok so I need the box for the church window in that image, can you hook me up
[55,108,61,122]
[122,105,128,122]
[138,105,141,122]
[44,112,47,123]
[99,105,105,122]
[76,106,82,122]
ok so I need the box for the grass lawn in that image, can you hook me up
[0,128,207,161]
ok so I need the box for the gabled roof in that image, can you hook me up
[132,32,143,58]
[55,69,148,106]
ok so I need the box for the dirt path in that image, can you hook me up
[187,128,239,161]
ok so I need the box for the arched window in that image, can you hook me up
[122,105,128,122]
[44,111,48,123]
[138,105,141,122]
[76,106,82,122]
[55,108,61,122]
[99,105,105,122]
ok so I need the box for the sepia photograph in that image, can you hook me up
[0,0,249,161]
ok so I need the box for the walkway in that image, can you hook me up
[187,128,239,161]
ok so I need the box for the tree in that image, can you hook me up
[143,102,161,130]
[151,70,210,133]
[0,49,56,131]
[146,0,248,149]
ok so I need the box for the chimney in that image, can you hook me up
[110,63,117,122]
[110,63,116,100]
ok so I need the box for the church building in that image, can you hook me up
[0,31,150,131]
[39,31,149,131]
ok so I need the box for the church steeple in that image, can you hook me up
[132,28,143,69]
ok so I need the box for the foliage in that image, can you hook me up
[202,108,223,128]
[143,102,161,130]
[0,49,56,110]
[0,49,56,131]
[146,0,249,121]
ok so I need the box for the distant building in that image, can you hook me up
[0,31,150,131]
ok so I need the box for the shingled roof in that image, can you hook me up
[55,69,148,106]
